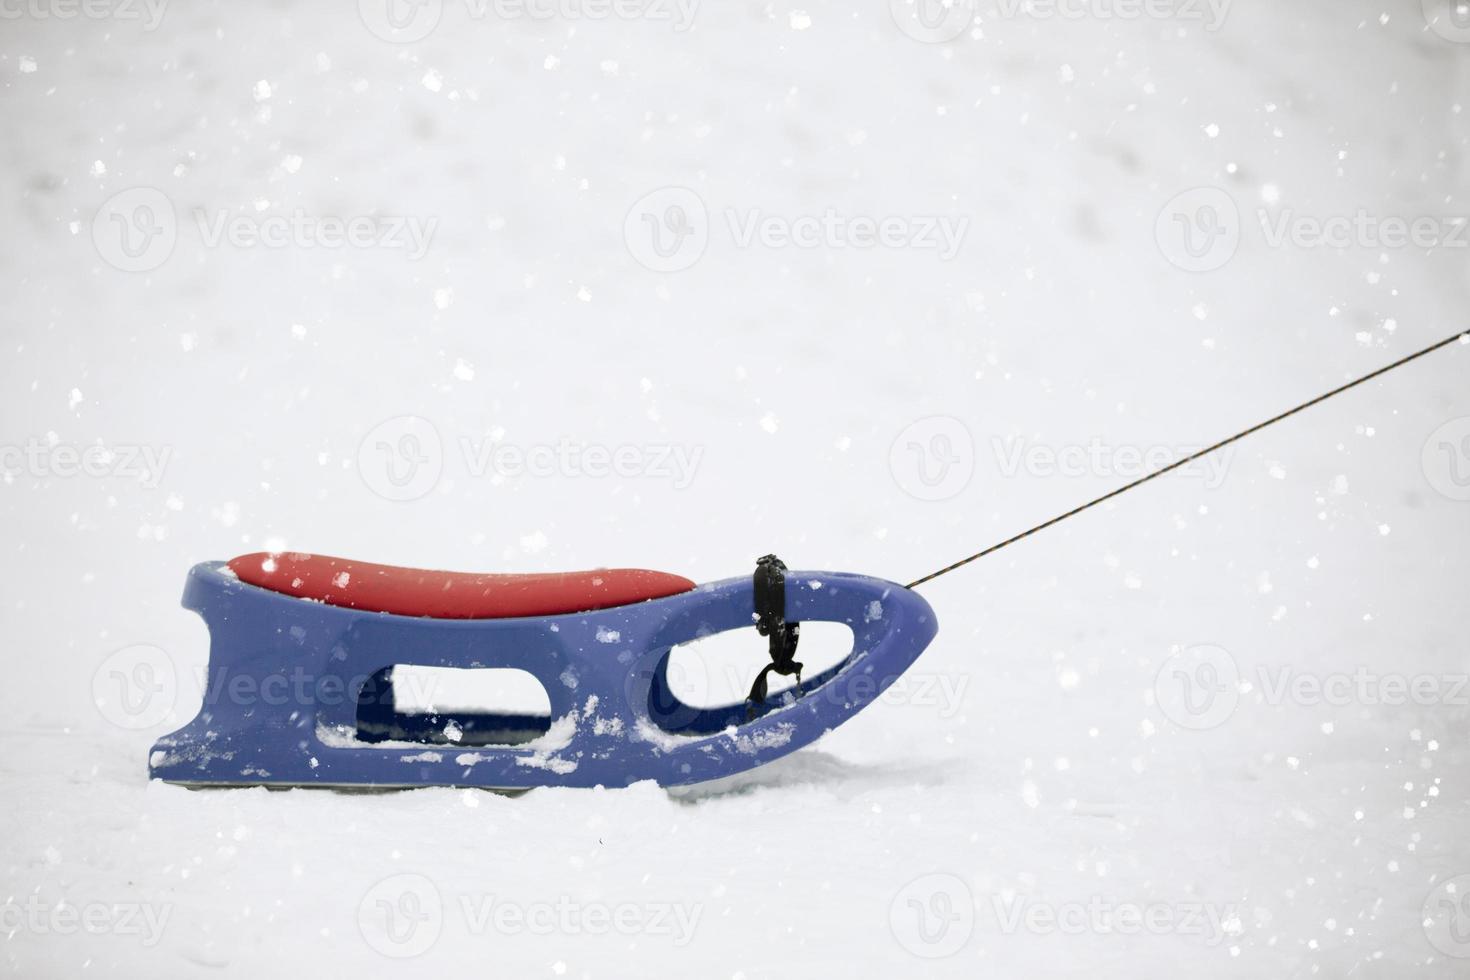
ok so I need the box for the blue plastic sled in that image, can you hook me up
[149,558,939,789]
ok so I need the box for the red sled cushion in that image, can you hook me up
[227,552,696,620]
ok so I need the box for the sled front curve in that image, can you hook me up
[148,561,939,789]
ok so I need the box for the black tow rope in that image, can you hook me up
[906,330,1468,589]
[746,554,802,717]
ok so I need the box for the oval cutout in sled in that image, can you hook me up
[355,665,552,747]
[662,621,856,710]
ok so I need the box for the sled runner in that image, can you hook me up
[148,553,939,789]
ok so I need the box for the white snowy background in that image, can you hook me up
[3,0,1470,976]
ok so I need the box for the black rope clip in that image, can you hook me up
[747,554,802,719]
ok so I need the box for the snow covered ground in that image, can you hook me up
[3,0,1469,976]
